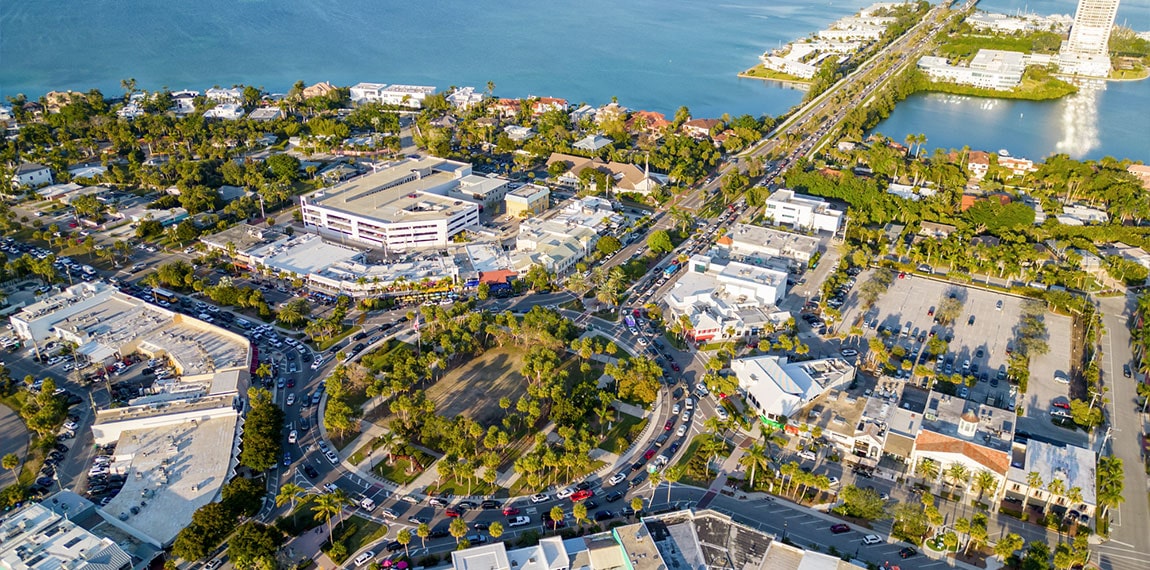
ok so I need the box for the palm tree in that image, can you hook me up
[972,470,998,503]
[1044,478,1066,514]
[1065,486,1083,514]
[376,431,399,464]
[488,521,504,540]
[916,458,940,486]
[649,470,662,501]
[1025,471,1043,509]
[275,483,308,511]
[740,443,770,489]
[449,517,468,545]
[416,523,430,548]
[664,464,684,501]
[572,502,589,529]
[396,528,412,557]
[312,490,350,543]
[945,462,970,494]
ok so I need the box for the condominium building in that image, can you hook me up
[504,184,550,217]
[1059,0,1120,76]
[918,49,1027,90]
[763,189,844,234]
[299,156,480,250]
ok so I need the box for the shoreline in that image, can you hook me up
[737,67,812,90]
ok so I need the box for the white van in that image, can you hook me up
[360,497,376,511]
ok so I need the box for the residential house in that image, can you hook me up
[626,110,671,135]
[170,90,199,114]
[503,125,534,142]
[491,98,522,119]
[203,103,245,120]
[349,82,388,104]
[377,85,436,108]
[446,86,485,110]
[967,150,991,179]
[43,91,82,112]
[572,134,613,152]
[12,163,53,187]
[205,87,244,104]
[681,118,721,139]
[1127,164,1150,190]
[247,107,284,122]
[531,97,567,115]
[545,153,665,195]
[594,102,629,125]
[919,221,957,239]
[302,81,338,100]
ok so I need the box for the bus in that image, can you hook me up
[624,315,637,329]
[151,287,178,304]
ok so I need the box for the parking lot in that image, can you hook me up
[840,272,1081,445]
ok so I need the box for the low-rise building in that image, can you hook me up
[918,49,1028,90]
[247,107,284,122]
[302,81,338,100]
[908,392,1015,502]
[448,174,511,212]
[763,189,844,234]
[203,103,245,120]
[12,162,53,187]
[377,84,436,108]
[717,223,821,265]
[1058,204,1109,225]
[545,153,665,195]
[349,82,389,104]
[504,184,550,217]
[0,492,139,570]
[680,118,722,139]
[503,125,534,142]
[299,156,481,250]
[733,355,856,424]
[919,221,957,239]
[200,224,290,270]
[446,86,485,110]
[573,134,613,152]
[665,255,790,342]
[1005,439,1096,519]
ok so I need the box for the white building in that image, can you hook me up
[203,103,246,120]
[573,134,614,152]
[918,49,1028,90]
[763,189,844,233]
[447,86,486,110]
[503,125,535,142]
[717,223,821,265]
[1005,439,1097,519]
[447,174,511,211]
[205,87,244,104]
[664,255,790,342]
[11,162,53,187]
[1059,0,1120,77]
[378,85,436,108]
[169,90,198,114]
[758,55,819,79]
[510,196,617,276]
[451,536,569,570]
[505,184,551,217]
[349,82,389,104]
[732,355,856,421]
[299,156,480,250]
[0,493,135,570]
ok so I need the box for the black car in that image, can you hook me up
[473,522,489,531]
[457,501,477,510]
[584,499,599,510]
[594,510,614,522]
[480,499,500,510]
[1124,364,1132,378]
[899,547,917,559]
[386,541,403,552]
[302,465,319,479]
[576,481,592,491]
[429,525,451,539]
[605,491,624,503]
[621,507,636,517]
[54,443,69,453]
[629,473,648,489]
[630,461,644,472]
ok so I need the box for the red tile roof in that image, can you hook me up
[479,269,517,284]
[914,430,1010,475]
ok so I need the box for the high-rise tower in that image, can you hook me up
[1059,0,1120,76]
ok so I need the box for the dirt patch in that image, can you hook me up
[426,347,528,426]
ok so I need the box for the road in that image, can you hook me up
[1092,292,1150,570]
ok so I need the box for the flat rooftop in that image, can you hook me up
[306,157,476,223]
[508,183,550,199]
[1017,439,1096,505]
[53,293,249,377]
[315,253,458,285]
[613,523,665,570]
[724,223,821,257]
[457,174,507,198]
[922,391,1014,453]
[101,415,238,547]
[201,223,285,252]
[257,234,362,276]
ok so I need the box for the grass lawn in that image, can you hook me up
[428,346,528,427]
[372,456,426,486]
[330,428,361,452]
[597,414,644,454]
[275,496,323,536]
[326,515,388,563]
[739,65,811,83]
[673,434,730,487]
[315,325,361,352]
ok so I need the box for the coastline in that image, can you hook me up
[737,67,812,90]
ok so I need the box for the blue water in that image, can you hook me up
[3,0,1149,159]
[873,0,1150,161]
[0,0,881,118]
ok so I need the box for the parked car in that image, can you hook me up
[530,493,550,504]
[830,524,851,534]
[507,516,531,527]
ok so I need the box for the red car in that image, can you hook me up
[571,489,594,502]
[445,508,461,517]
[664,420,674,431]
[644,448,657,460]
[671,363,681,372]
[830,524,851,534]
[1053,401,1071,410]
[502,506,521,516]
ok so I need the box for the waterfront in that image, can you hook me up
[0,0,879,118]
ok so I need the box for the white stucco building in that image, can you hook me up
[732,355,856,422]
[763,189,844,234]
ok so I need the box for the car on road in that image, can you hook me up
[570,489,593,502]
[205,560,224,570]
[1124,364,1132,378]
[862,534,882,545]
[681,411,691,422]
[996,300,1004,311]
[407,515,428,525]
[899,547,917,559]
[282,452,291,466]
[606,491,624,502]
[830,524,851,534]
[481,499,500,509]
[508,515,531,527]
[670,362,680,372]
[664,419,674,431]
[325,450,339,464]
[285,393,295,406]
[502,506,521,516]
[385,541,403,552]
[676,424,687,437]
[530,493,550,504]
[556,487,575,499]
[287,430,297,443]
[672,402,681,414]
[840,349,858,358]
[445,508,461,517]
[608,472,627,486]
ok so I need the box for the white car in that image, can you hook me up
[862,534,882,545]
[840,349,858,358]
[325,450,340,464]
[287,430,297,444]
[508,515,531,527]
[530,493,550,504]
[608,472,627,486]
[285,393,296,406]
[360,498,376,511]
[676,424,688,437]
[680,411,691,423]
[556,487,575,499]
[671,403,681,414]
[354,551,375,567]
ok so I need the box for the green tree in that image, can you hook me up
[572,502,588,528]
[832,485,889,520]
[312,490,350,544]
[228,522,282,570]
[449,517,468,544]
[1,453,18,476]
[994,533,1024,562]
[630,496,644,514]
[221,476,265,517]
[549,505,565,529]
[596,235,623,256]
[239,387,283,471]
[275,482,308,511]
[647,230,674,254]
[416,523,430,548]
[396,528,412,557]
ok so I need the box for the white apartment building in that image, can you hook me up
[378,85,437,108]
[1059,0,1120,76]
[447,86,486,109]
[763,189,844,234]
[0,493,135,570]
[350,82,389,104]
[447,174,511,211]
[205,87,244,103]
[718,223,821,265]
[664,255,789,342]
[299,156,480,250]
[918,49,1027,90]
